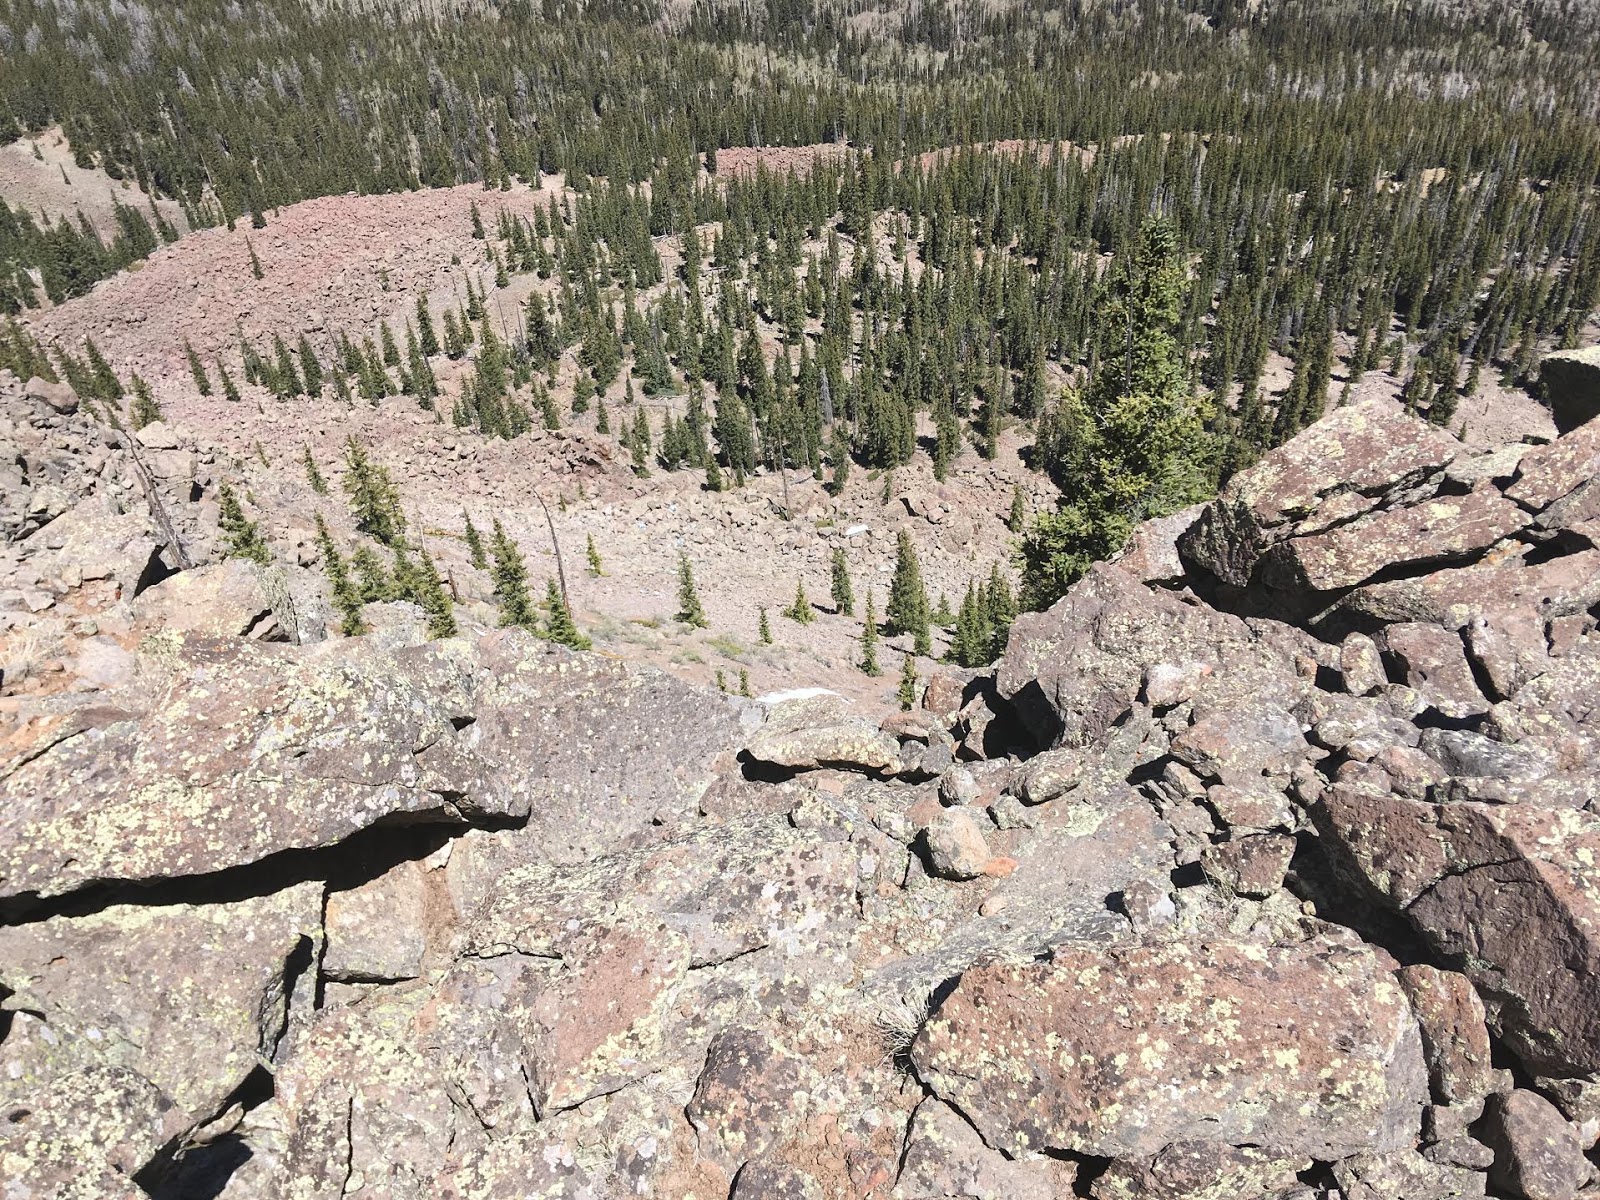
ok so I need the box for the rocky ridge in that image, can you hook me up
[3,389,1600,1199]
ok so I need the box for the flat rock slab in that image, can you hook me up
[912,935,1427,1161]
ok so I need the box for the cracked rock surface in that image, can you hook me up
[6,395,1600,1198]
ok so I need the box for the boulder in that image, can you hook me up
[0,882,322,1125]
[1180,400,1461,590]
[1091,1142,1308,1200]
[1318,789,1600,1077]
[923,807,992,880]
[912,935,1428,1161]
[896,1097,1074,1198]
[1536,345,1600,434]
[1482,1089,1592,1200]
[1397,965,1495,1107]
[23,375,78,415]
[0,631,744,900]
[130,558,283,640]
[1331,1149,1487,1199]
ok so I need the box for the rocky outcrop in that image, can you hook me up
[7,393,1600,1198]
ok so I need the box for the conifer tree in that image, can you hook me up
[932,591,955,627]
[489,517,538,631]
[464,512,488,569]
[129,374,162,428]
[218,360,241,403]
[739,668,752,698]
[297,335,324,395]
[758,606,773,643]
[543,578,590,649]
[342,437,406,545]
[886,530,931,654]
[859,592,882,676]
[315,512,366,636]
[185,340,212,395]
[585,532,604,576]
[303,446,327,494]
[676,553,709,627]
[84,337,122,398]
[416,295,439,357]
[784,579,815,624]
[409,543,458,638]
[1020,221,1211,610]
[830,547,854,616]
[897,651,919,711]
[351,544,394,602]
[217,482,271,564]
[1007,485,1027,533]
[247,238,263,280]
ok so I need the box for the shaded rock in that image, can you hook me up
[1538,347,1600,434]
[912,935,1428,1160]
[1482,1089,1591,1200]
[0,882,322,1124]
[1014,746,1082,804]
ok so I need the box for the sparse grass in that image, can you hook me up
[707,633,746,659]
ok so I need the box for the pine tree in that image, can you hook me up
[84,337,122,398]
[886,529,931,654]
[314,513,366,636]
[185,340,212,395]
[859,592,882,676]
[784,579,815,624]
[464,512,488,569]
[247,238,263,280]
[298,335,324,395]
[303,446,328,494]
[932,592,955,627]
[342,438,406,545]
[416,295,440,357]
[1020,221,1211,610]
[897,651,919,711]
[676,553,709,627]
[129,374,162,428]
[217,481,271,564]
[1007,485,1027,533]
[489,517,538,631]
[543,578,590,649]
[410,543,458,638]
[739,668,752,698]
[351,544,394,602]
[218,360,241,403]
[585,532,604,576]
[985,564,1017,659]
[758,606,773,643]
[830,547,854,615]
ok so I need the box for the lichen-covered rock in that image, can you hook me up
[0,629,744,900]
[1180,400,1462,590]
[744,717,903,774]
[1482,1089,1592,1200]
[1331,1148,1487,1200]
[1397,965,1495,1107]
[912,935,1428,1161]
[1090,1141,1308,1200]
[923,807,992,880]
[0,882,322,1125]
[323,858,435,982]
[1319,789,1600,1078]
[894,1097,1075,1199]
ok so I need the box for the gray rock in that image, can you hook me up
[924,807,992,880]
[1482,1089,1591,1200]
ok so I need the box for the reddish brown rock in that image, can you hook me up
[1397,965,1495,1107]
[1482,1089,1592,1200]
[911,935,1428,1161]
[1200,832,1296,898]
